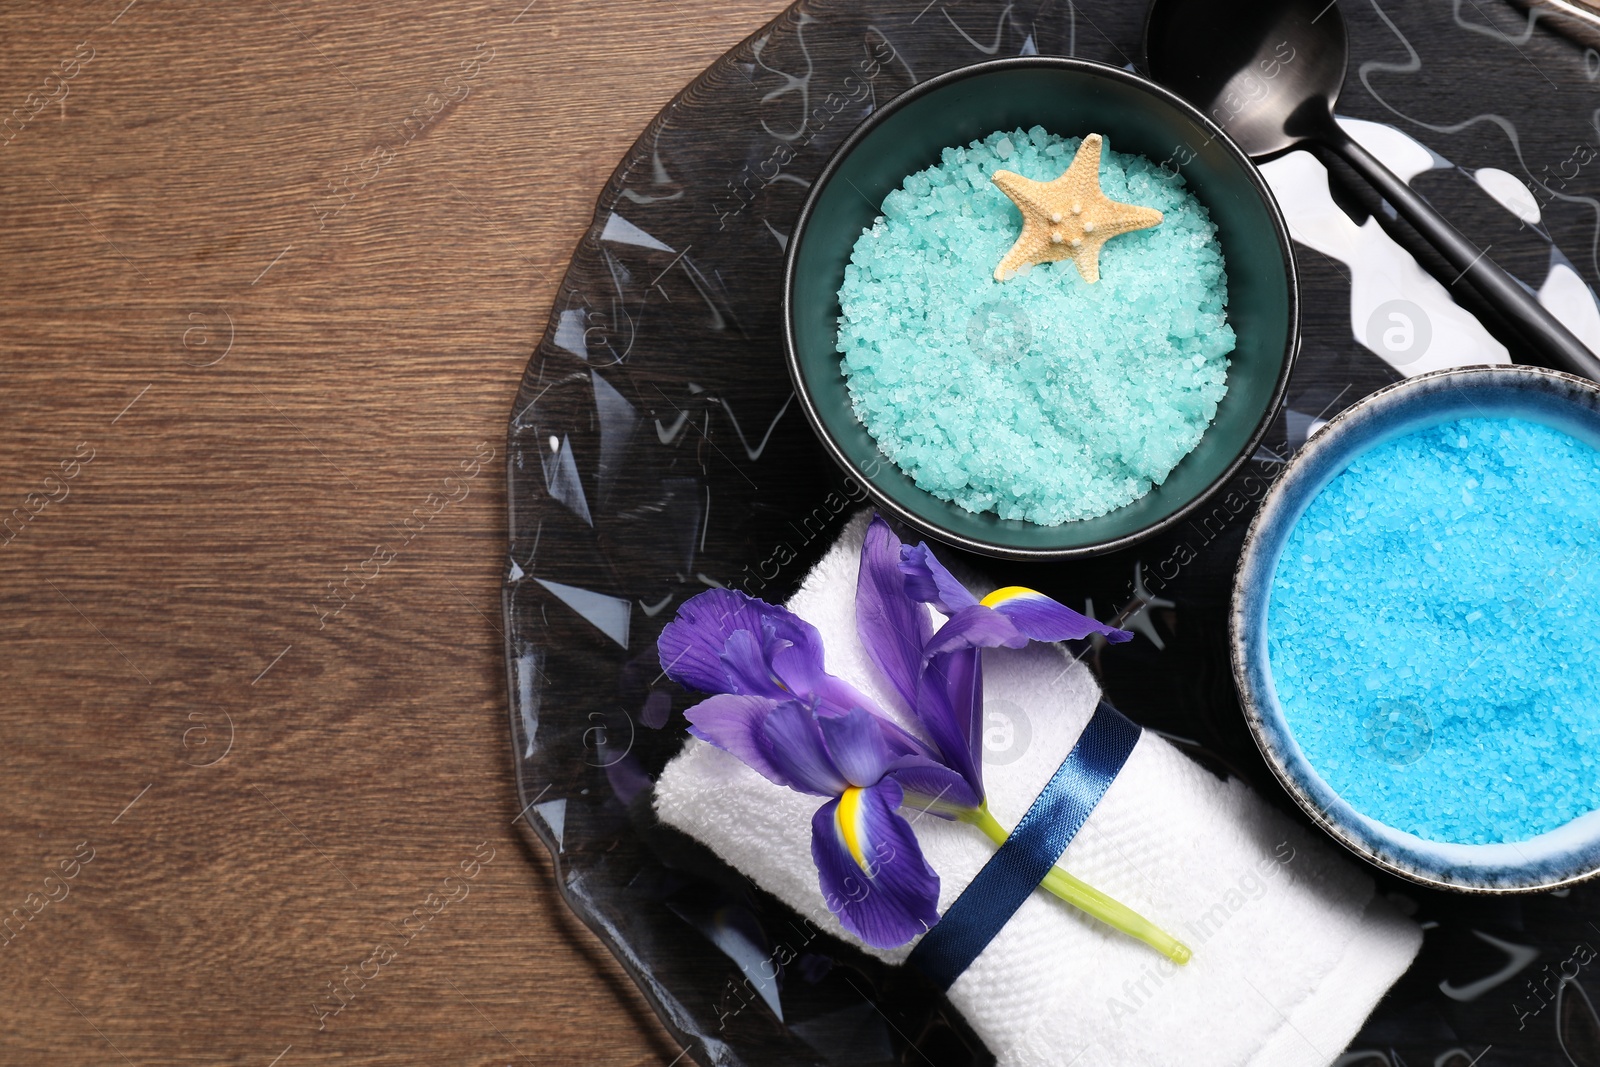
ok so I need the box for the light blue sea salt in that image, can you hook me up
[835,127,1235,525]
[1268,416,1600,845]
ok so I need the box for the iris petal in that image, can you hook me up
[683,693,787,786]
[720,628,786,697]
[663,589,904,741]
[913,646,986,798]
[987,587,1133,644]
[811,779,940,948]
[818,706,893,788]
[756,703,850,797]
[855,517,932,716]
[769,637,887,725]
[897,542,980,614]
[924,604,1029,657]
[659,589,826,695]
[886,754,983,814]
[924,595,1132,658]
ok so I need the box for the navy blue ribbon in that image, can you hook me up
[907,700,1140,990]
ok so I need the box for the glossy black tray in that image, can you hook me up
[502,2,1600,1063]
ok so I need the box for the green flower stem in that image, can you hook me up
[959,802,1192,965]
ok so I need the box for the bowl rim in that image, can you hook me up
[1230,363,1600,893]
[781,54,1301,561]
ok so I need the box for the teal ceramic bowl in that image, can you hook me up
[783,56,1299,560]
[1232,365,1600,891]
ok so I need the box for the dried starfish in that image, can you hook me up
[990,133,1163,284]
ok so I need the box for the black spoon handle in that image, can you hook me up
[1326,129,1600,382]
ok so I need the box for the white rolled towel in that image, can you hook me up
[655,512,1421,1067]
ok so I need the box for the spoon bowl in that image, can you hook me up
[1144,0,1600,380]
[1145,0,1349,160]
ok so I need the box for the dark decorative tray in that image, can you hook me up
[502,2,1600,1063]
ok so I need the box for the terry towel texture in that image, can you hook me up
[655,513,1421,1067]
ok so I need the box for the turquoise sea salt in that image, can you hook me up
[1268,416,1600,845]
[835,127,1235,525]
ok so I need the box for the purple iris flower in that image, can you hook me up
[657,516,1134,950]
[659,515,1186,963]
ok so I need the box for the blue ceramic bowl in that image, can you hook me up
[1231,365,1600,892]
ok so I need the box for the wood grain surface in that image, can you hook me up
[0,1,791,1063]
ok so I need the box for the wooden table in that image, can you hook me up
[0,1,789,1062]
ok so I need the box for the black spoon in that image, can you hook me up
[1143,0,1600,381]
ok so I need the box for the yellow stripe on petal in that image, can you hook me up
[980,585,1040,608]
[836,787,870,873]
